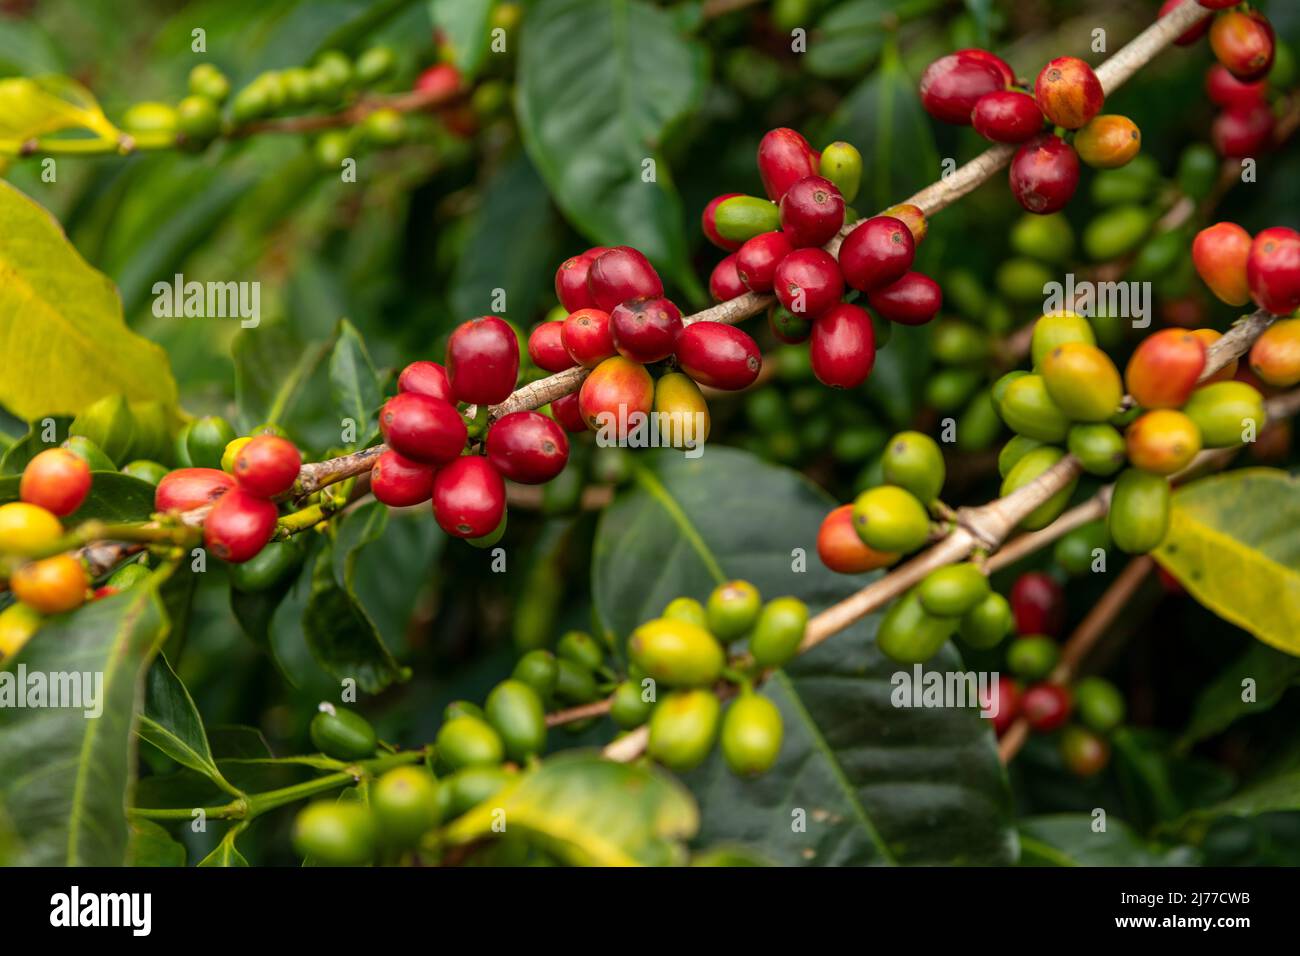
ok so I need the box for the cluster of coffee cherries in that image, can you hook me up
[702,128,941,389]
[920,46,1144,214]
[1194,219,1300,336]
[537,245,762,445]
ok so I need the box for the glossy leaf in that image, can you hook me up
[127,818,186,867]
[428,0,494,78]
[328,319,382,449]
[1017,815,1193,866]
[0,75,118,142]
[138,653,239,795]
[0,416,72,474]
[197,827,250,867]
[0,471,155,523]
[1179,641,1300,747]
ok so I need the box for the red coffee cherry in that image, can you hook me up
[1159,0,1210,46]
[1009,133,1080,214]
[432,456,505,538]
[554,247,606,312]
[817,504,897,574]
[1192,222,1252,307]
[961,48,1016,86]
[550,392,588,433]
[702,192,744,251]
[586,246,663,312]
[379,392,467,465]
[985,675,1021,737]
[370,450,435,507]
[1034,56,1103,129]
[756,127,818,201]
[971,89,1044,143]
[1210,9,1275,83]
[1021,683,1073,733]
[675,322,762,391]
[1125,329,1207,409]
[709,254,747,303]
[397,360,453,402]
[486,411,570,484]
[1247,226,1300,316]
[839,215,915,292]
[735,231,794,293]
[919,51,1007,125]
[414,63,462,99]
[446,315,520,405]
[779,175,845,248]
[204,487,278,563]
[578,356,655,431]
[155,467,236,513]
[1010,571,1065,637]
[527,320,576,373]
[867,271,942,326]
[609,296,683,364]
[1205,63,1266,109]
[1211,102,1275,158]
[20,448,91,517]
[810,303,875,389]
[233,435,301,498]
[561,307,616,367]
[773,247,844,319]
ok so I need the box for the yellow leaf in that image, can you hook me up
[1155,468,1300,656]
[0,75,119,144]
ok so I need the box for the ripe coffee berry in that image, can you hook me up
[20,448,91,517]
[233,435,301,498]
[204,487,278,563]
[432,456,506,538]
[370,450,435,507]
[549,392,587,433]
[155,467,235,513]
[397,360,453,402]
[555,248,603,312]
[919,51,1008,125]
[773,247,844,318]
[709,254,747,302]
[1205,64,1267,109]
[578,356,655,431]
[1009,133,1080,214]
[527,321,575,373]
[960,48,1016,86]
[817,504,897,574]
[1020,683,1072,733]
[1034,56,1103,129]
[1010,571,1064,637]
[1125,329,1207,409]
[609,296,682,364]
[1247,227,1300,316]
[810,303,875,389]
[1073,114,1141,169]
[561,308,616,367]
[446,315,520,405]
[735,231,794,294]
[486,411,569,484]
[1193,222,1252,306]
[11,554,88,615]
[985,675,1020,737]
[1250,319,1300,388]
[971,90,1044,143]
[701,192,743,250]
[839,215,915,292]
[779,175,844,248]
[1211,102,1275,158]
[867,271,942,326]
[586,246,663,312]
[675,322,762,391]
[379,393,467,465]
[1210,9,1275,83]
[756,127,818,201]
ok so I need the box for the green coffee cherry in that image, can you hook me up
[177,95,221,142]
[123,101,179,135]
[443,700,485,723]
[1090,154,1160,205]
[881,431,945,504]
[1010,213,1074,264]
[553,657,600,704]
[107,561,151,591]
[1030,312,1095,368]
[280,67,317,108]
[714,195,781,246]
[1107,468,1170,554]
[926,368,982,412]
[467,513,508,549]
[71,394,135,465]
[512,650,559,701]
[445,765,513,819]
[748,596,809,669]
[720,692,783,776]
[172,421,195,467]
[229,540,302,592]
[834,423,888,463]
[991,370,1028,407]
[706,580,761,642]
[1054,520,1110,576]
[1076,676,1126,733]
[1128,229,1187,284]
[556,630,605,672]
[932,321,989,366]
[877,590,957,664]
[315,131,353,170]
[371,766,441,846]
[1183,382,1266,448]
[628,617,725,688]
[917,563,990,617]
[313,51,353,95]
[436,715,505,770]
[818,141,862,203]
[1082,204,1152,261]
[186,415,236,469]
[1176,143,1218,201]
[999,374,1070,443]
[1007,635,1059,680]
[231,81,272,122]
[125,400,171,463]
[958,592,1014,649]
[293,800,376,866]
[943,268,988,319]
[61,436,116,472]
[485,679,547,762]
[1041,342,1123,422]
[591,446,633,485]
[851,485,931,554]
[121,460,168,485]
[647,689,721,772]
[362,107,407,146]
[309,703,377,760]
[1068,423,1127,476]
[188,63,230,103]
[610,679,655,730]
[998,434,1044,478]
[1000,446,1077,531]
[355,45,397,85]
[996,257,1054,303]
[663,596,708,629]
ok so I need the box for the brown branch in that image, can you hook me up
[230,86,463,138]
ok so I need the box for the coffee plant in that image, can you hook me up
[0,0,1298,876]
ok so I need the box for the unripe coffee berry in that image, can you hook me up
[735,231,793,294]
[204,487,278,563]
[10,554,88,615]
[154,467,236,513]
[555,248,605,312]
[1108,468,1171,554]
[446,315,520,405]
[1060,725,1110,777]
[1125,409,1202,475]
[561,307,616,367]
[706,579,761,642]
[756,127,818,201]
[629,617,724,687]
[867,271,942,326]
[512,649,559,700]
[1075,676,1126,733]
[432,456,505,538]
[1010,571,1064,637]
[959,592,1014,649]
[839,215,915,292]
[379,392,467,465]
[1247,226,1300,316]
[748,596,809,669]
[20,448,91,517]
[648,689,721,772]
[817,504,898,574]
[1249,318,1300,388]
[1000,447,1077,530]
[1020,682,1072,732]
[709,255,747,302]
[310,703,378,760]
[1034,56,1103,129]
[1041,342,1123,422]
[1209,9,1275,83]
[779,175,844,248]
[371,766,442,846]
[919,51,1008,125]
[663,596,708,629]
[370,450,435,507]
[1193,222,1253,307]
[773,247,844,318]
[971,90,1044,143]
[769,304,812,345]
[609,296,682,364]
[1073,114,1141,169]
[1009,133,1080,214]
[877,590,957,664]
[1006,635,1060,681]
[818,141,862,203]
[674,322,761,391]
[486,411,569,484]
[527,321,576,373]
[711,195,781,247]
[293,801,376,867]
[436,715,505,769]
[484,679,547,762]
[882,431,945,503]
[851,485,930,554]
[917,563,990,617]
[809,303,875,389]
[720,692,783,776]
[232,434,301,498]
[1124,329,1206,409]
[701,192,744,250]
[1183,381,1266,448]
[586,246,663,312]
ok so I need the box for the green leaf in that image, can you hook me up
[233,325,333,437]
[127,818,186,867]
[138,654,239,796]
[0,471,157,524]
[1017,815,1192,866]
[0,417,72,474]
[0,75,119,143]
[0,583,168,865]
[197,827,249,867]
[428,0,495,78]
[443,753,699,865]
[328,320,382,449]
[1180,641,1300,746]
[0,181,179,421]
[516,0,707,291]
[1155,469,1300,656]
[807,0,943,78]
[591,447,1015,865]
